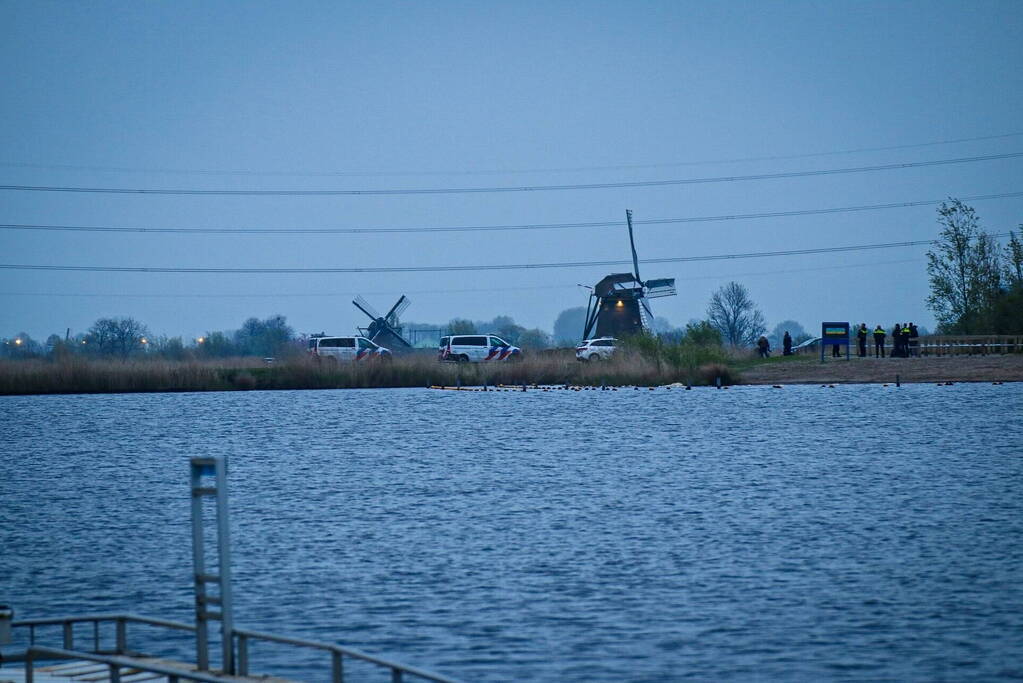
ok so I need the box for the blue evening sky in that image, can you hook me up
[2,1,1021,342]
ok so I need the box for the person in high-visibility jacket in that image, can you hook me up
[873,325,886,358]
[856,323,868,357]
[902,324,912,357]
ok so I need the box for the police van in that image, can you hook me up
[438,334,521,362]
[308,336,391,362]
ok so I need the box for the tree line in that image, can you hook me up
[2,315,298,360]
[926,199,1023,334]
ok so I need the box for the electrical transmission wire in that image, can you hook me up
[2,132,1020,177]
[2,235,1010,275]
[0,152,1020,196]
[1,191,1020,235]
[0,258,924,299]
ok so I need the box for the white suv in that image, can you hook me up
[576,337,616,361]
[439,334,522,362]
[308,336,391,362]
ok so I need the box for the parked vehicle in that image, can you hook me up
[308,336,391,362]
[438,334,521,362]
[576,337,616,361]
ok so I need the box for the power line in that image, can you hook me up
[2,191,1020,235]
[4,236,1009,275]
[2,132,1020,177]
[0,258,923,299]
[1,152,1020,196]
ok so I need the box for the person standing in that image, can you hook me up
[856,323,868,357]
[908,322,919,357]
[892,323,903,357]
[873,325,886,358]
[783,330,793,356]
[756,335,770,358]
[902,323,912,357]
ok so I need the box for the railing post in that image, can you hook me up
[392,668,403,683]
[332,650,343,683]
[238,634,248,676]
[108,663,121,683]
[26,648,34,683]
[191,456,235,674]
[62,621,73,650]
[93,620,99,652]
[116,617,127,654]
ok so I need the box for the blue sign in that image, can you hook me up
[821,322,850,345]
[821,321,850,362]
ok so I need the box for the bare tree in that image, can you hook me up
[707,282,766,347]
[87,317,150,357]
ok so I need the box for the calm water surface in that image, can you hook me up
[2,384,1022,681]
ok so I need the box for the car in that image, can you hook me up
[576,337,616,361]
[439,334,522,362]
[308,336,391,362]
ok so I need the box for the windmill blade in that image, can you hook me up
[626,209,642,284]
[385,295,411,323]
[582,292,598,340]
[353,295,381,321]
[644,277,677,298]
[640,298,654,330]
[393,296,411,320]
[377,321,414,348]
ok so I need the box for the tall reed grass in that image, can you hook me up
[0,350,738,395]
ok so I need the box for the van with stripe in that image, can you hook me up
[439,334,521,362]
[309,336,391,362]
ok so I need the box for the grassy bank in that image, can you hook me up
[0,351,737,396]
[736,350,1023,384]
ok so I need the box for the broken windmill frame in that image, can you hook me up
[352,294,415,351]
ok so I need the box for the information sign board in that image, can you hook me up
[821,321,850,361]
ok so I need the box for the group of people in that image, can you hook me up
[758,323,920,359]
[756,331,795,358]
[853,322,919,358]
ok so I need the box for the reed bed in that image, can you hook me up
[0,351,737,395]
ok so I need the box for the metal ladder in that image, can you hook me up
[189,457,234,675]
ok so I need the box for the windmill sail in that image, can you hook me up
[644,278,677,298]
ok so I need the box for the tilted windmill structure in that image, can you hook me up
[581,210,676,340]
[352,294,414,351]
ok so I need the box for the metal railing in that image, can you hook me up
[22,645,234,683]
[917,334,1023,355]
[794,334,1023,356]
[10,613,194,655]
[233,627,459,683]
[7,614,460,682]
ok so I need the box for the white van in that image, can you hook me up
[308,336,391,362]
[438,334,522,362]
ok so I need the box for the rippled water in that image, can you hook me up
[2,384,1022,681]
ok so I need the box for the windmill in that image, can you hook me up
[353,294,414,351]
[581,210,676,340]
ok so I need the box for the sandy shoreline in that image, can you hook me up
[737,354,1023,385]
